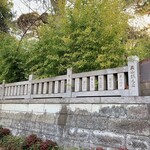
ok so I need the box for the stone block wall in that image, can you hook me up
[0,97,150,150]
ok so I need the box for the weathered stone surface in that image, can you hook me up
[0,118,12,127]
[10,113,22,121]
[107,148,120,150]
[1,97,150,105]
[23,112,34,121]
[10,119,25,129]
[90,144,106,150]
[36,113,55,124]
[66,115,77,127]
[64,127,77,140]
[68,104,92,115]
[44,134,58,142]
[76,115,91,128]
[74,141,90,150]
[13,113,24,120]
[64,127,90,142]
[32,122,43,132]
[0,112,7,118]
[89,116,108,130]
[8,127,32,137]
[128,56,140,96]
[25,121,36,131]
[10,128,23,136]
[62,140,75,150]
[101,97,150,104]
[92,104,127,118]
[75,128,90,142]
[127,135,150,150]
[42,124,63,137]
[127,104,148,119]
[11,120,32,130]
[75,115,107,130]
[44,104,62,114]
[1,97,150,149]
[101,105,127,118]
[29,113,37,122]
[41,123,58,136]
[57,114,68,127]
[69,97,101,104]
[56,126,64,137]
[90,131,125,148]
[108,119,150,136]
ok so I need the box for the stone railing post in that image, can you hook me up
[1,80,5,100]
[27,74,35,99]
[128,56,140,96]
[66,68,72,97]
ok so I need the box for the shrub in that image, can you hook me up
[0,135,24,150]
[0,127,11,139]
[21,134,42,150]
[96,148,104,150]
[40,139,58,150]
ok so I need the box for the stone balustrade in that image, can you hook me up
[0,56,140,100]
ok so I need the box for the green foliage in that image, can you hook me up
[126,34,150,59]
[0,135,24,150]
[40,139,59,150]
[0,131,59,150]
[0,33,27,83]
[0,1,28,83]
[21,134,42,150]
[0,0,149,82]
[27,0,129,78]
[0,127,11,139]
[0,0,13,32]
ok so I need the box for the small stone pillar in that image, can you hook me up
[128,56,140,96]
[66,68,72,97]
[82,77,88,91]
[1,80,5,100]
[107,74,116,90]
[90,76,95,91]
[75,78,81,92]
[27,74,35,99]
[118,73,126,90]
[60,80,65,93]
[98,75,106,91]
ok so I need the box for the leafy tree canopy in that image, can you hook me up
[0,0,13,32]
[0,0,149,83]
[27,0,129,78]
[0,33,26,83]
[0,0,26,83]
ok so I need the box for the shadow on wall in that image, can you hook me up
[57,105,68,127]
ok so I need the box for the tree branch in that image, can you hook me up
[16,11,48,51]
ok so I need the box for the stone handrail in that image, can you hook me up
[0,56,140,99]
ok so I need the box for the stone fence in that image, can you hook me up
[0,56,140,99]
